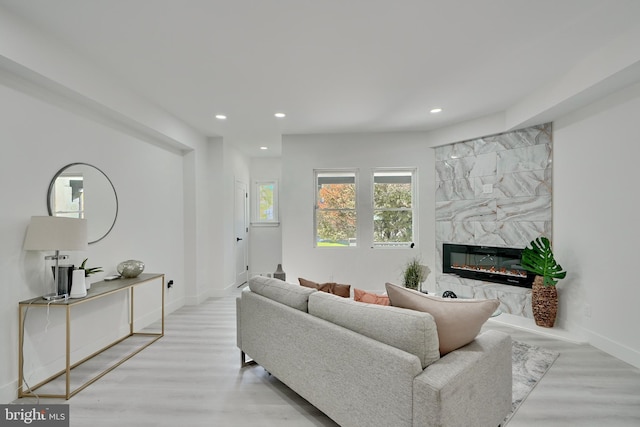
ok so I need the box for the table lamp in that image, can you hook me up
[24,216,88,300]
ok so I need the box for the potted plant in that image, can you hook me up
[520,236,567,327]
[79,258,103,290]
[402,257,430,292]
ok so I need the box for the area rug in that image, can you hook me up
[503,340,560,425]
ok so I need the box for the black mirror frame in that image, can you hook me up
[47,162,118,244]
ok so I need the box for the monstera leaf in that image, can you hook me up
[521,237,567,287]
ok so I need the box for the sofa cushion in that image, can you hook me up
[353,288,390,306]
[385,282,500,355]
[308,291,440,368]
[299,277,351,298]
[249,276,316,312]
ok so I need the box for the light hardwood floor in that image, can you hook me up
[15,286,640,426]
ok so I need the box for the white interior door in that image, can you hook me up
[234,180,248,287]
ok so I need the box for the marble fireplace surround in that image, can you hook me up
[434,123,552,320]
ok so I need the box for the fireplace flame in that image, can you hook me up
[451,263,527,278]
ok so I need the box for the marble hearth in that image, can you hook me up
[437,274,533,318]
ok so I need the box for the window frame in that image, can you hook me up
[252,180,279,226]
[371,168,417,249]
[314,169,358,248]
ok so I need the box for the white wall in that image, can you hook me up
[281,132,436,291]
[554,81,640,368]
[0,84,186,401]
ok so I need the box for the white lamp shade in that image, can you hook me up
[24,216,88,251]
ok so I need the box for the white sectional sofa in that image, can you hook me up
[236,276,512,427]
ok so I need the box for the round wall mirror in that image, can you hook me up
[47,163,118,244]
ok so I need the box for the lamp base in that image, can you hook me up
[42,293,68,301]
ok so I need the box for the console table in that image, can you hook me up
[18,273,165,399]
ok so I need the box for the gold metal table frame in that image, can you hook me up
[18,273,165,400]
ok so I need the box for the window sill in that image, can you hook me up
[251,222,280,227]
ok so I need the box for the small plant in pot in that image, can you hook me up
[402,257,430,292]
[521,237,567,327]
[79,258,103,290]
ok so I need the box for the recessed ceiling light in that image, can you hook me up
[430,108,442,114]
[215,114,227,120]
[260,146,268,150]
[274,112,286,118]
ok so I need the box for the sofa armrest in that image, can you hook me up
[413,330,512,427]
[236,296,242,350]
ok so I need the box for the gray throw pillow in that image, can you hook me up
[385,282,499,355]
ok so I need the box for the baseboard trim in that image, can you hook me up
[488,312,586,344]
[587,329,640,370]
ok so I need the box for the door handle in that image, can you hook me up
[236,237,243,242]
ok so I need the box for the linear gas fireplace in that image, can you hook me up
[442,243,534,288]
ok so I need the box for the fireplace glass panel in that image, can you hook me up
[443,244,534,288]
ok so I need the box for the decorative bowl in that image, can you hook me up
[117,260,145,278]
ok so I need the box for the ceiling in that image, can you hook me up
[2,0,640,156]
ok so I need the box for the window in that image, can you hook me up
[315,171,357,247]
[253,180,278,225]
[373,169,415,247]
[312,169,416,248]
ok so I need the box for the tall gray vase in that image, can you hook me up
[274,264,286,281]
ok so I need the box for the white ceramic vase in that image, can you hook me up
[70,269,87,298]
